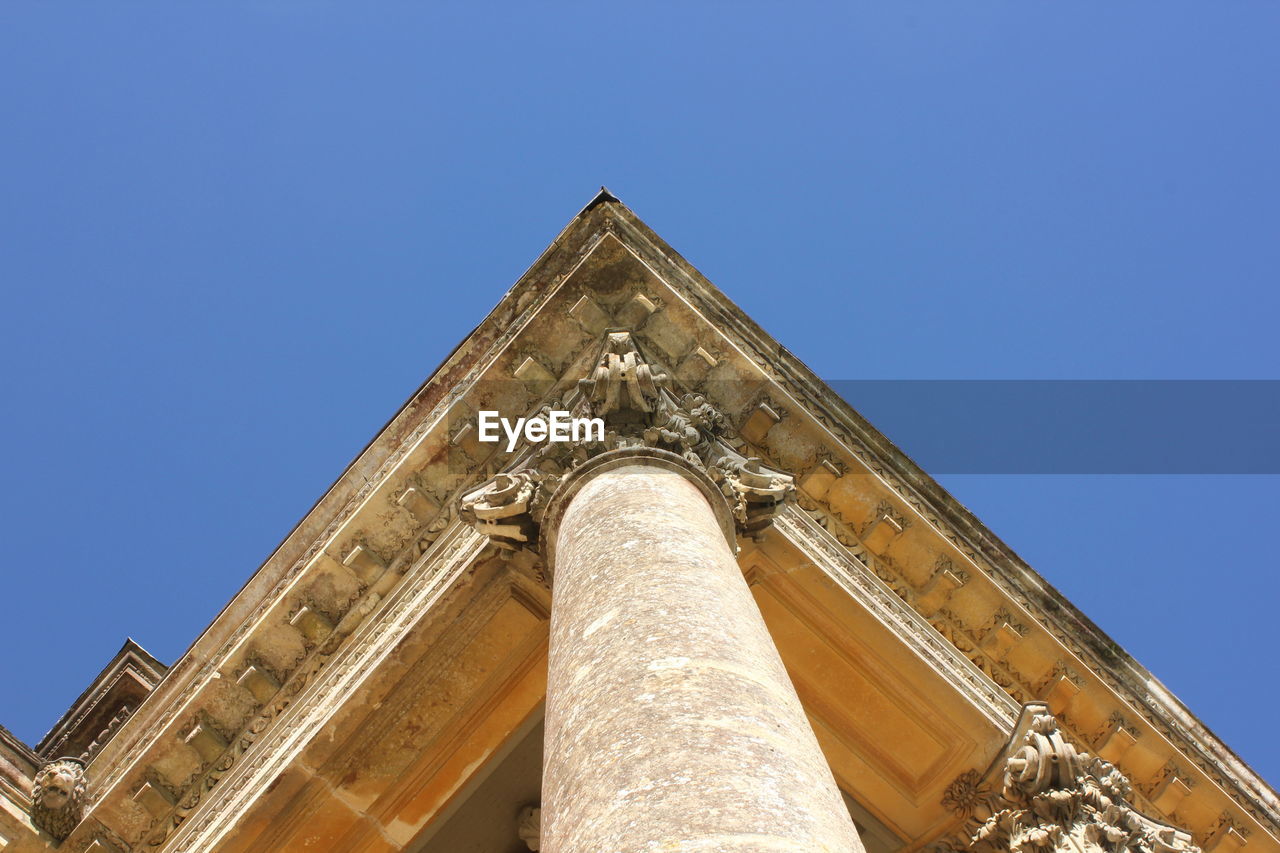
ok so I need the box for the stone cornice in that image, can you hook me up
[774,504,1019,731]
[0,724,37,811]
[158,522,485,852]
[0,726,37,770]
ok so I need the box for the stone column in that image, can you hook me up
[539,449,862,853]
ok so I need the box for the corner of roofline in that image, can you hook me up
[576,186,622,217]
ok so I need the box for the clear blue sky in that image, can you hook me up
[2,4,1277,788]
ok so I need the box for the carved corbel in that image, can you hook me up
[1095,712,1141,764]
[341,544,387,586]
[181,711,231,766]
[1037,662,1083,715]
[863,500,910,555]
[567,294,609,335]
[1146,762,1195,817]
[288,603,334,647]
[513,353,557,392]
[396,479,440,520]
[132,774,175,819]
[1204,813,1250,853]
[235,660,281,705]
[798,457,843,501]
[614,292,659,328]
[981,608,1029,661]
[81,826,128,853]
[449,417,486,461]
[31,757,88,843]
[675,345,720,381]
[917,556,969,619]
[579,330,668,416]
[740,400,784,445]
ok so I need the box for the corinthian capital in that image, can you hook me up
[964,705,1200,853]
[458,330,795,554]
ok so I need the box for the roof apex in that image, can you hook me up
[575,185,622,218]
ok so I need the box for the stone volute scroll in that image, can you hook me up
[458,329,796,566]
[943,703,1201,853]
[30,756,88,843]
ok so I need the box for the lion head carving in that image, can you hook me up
[31,757,88,842]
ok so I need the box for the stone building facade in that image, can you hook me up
[1,191,1275,852]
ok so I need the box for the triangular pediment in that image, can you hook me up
[15,192,1274,853]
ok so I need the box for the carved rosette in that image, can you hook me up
[30,757,88,843]
[459,330,794,558]
[961,705,1200,853]
[943,769,986,819]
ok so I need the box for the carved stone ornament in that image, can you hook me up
[944,769,987,819]
[959,704,1200,853]
[460,330,794,555]
[30,756,88,843]
[459,470,544,550]
[517,804,542,851]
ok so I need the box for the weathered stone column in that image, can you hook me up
[538,448,861,853]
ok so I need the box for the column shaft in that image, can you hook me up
[543,461,861,852]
